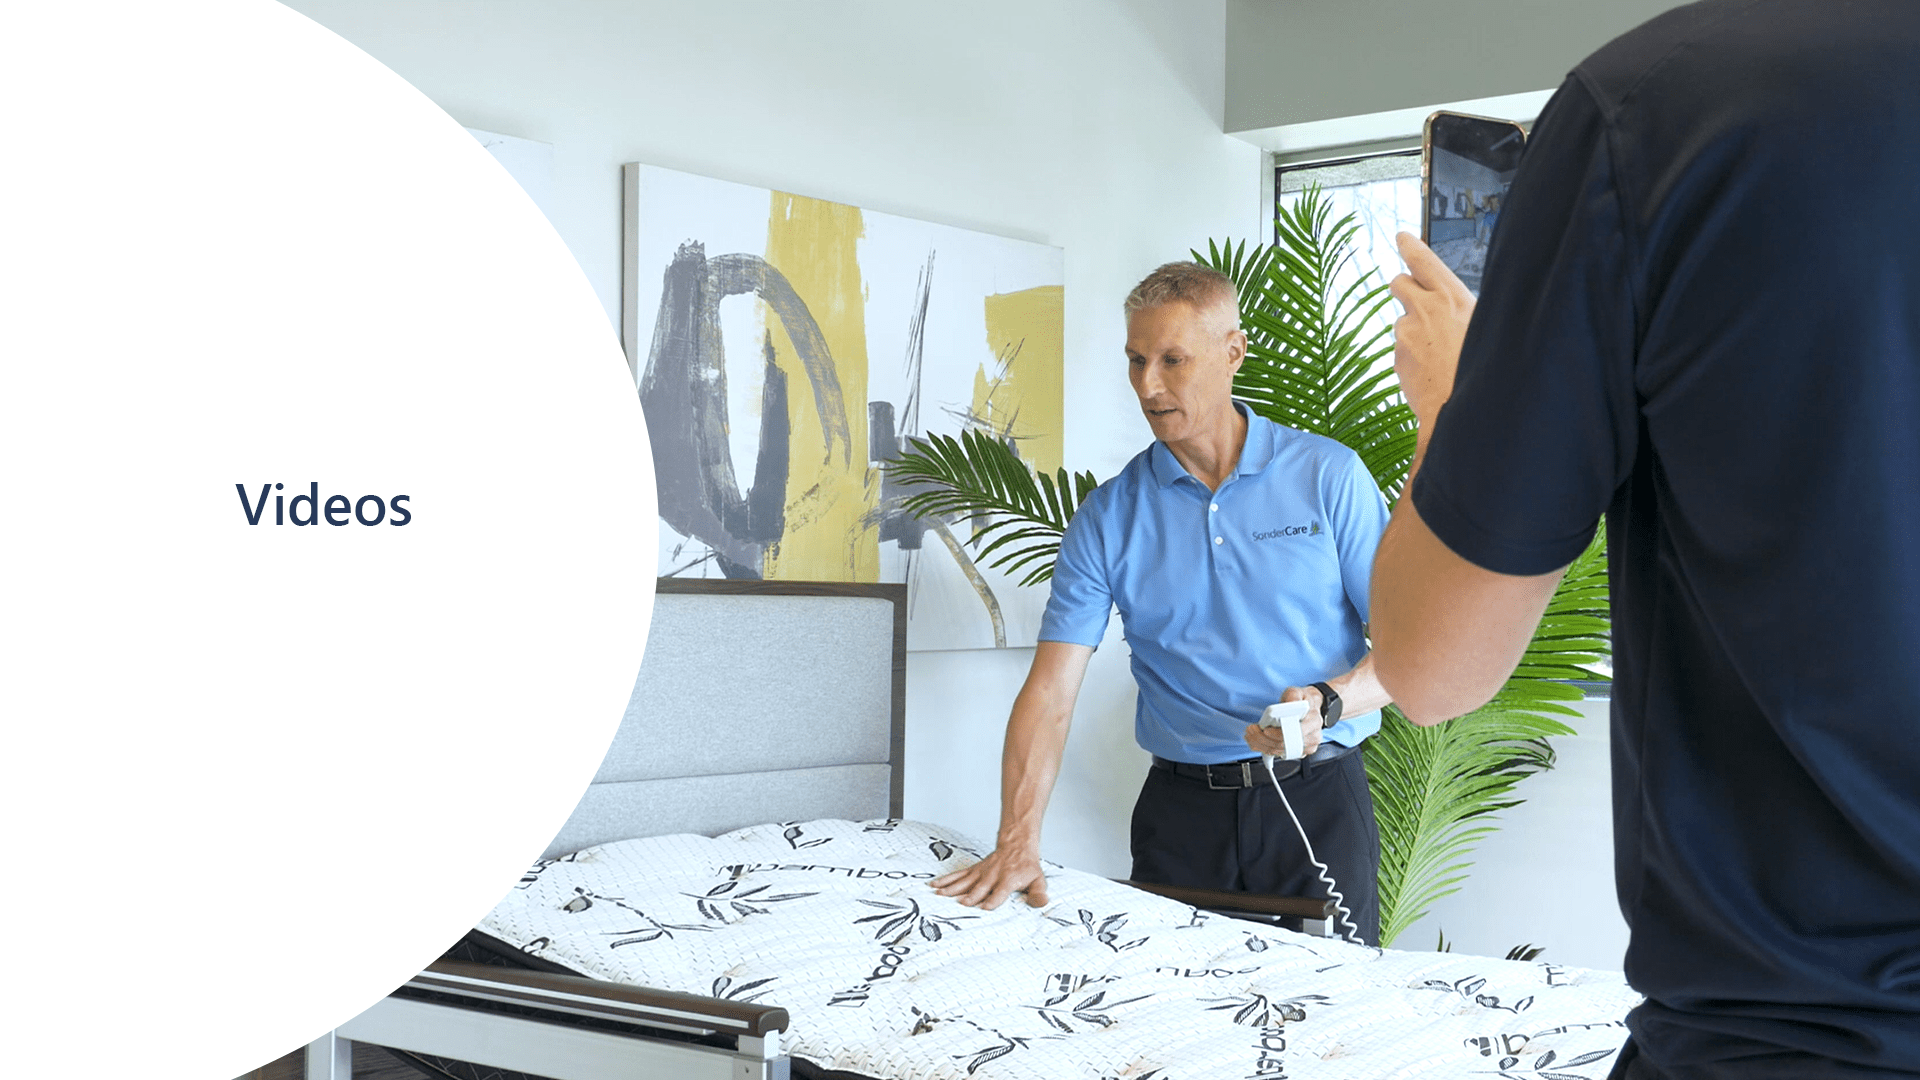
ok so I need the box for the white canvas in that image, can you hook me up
[625,164,1067,651]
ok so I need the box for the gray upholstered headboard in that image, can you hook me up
[540,579,906,859]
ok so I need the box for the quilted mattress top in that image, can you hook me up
[479,818,1637,1080]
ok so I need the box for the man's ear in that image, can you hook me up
[1226,327,1248,370]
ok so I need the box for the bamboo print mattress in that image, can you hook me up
[478,819,1638,1080]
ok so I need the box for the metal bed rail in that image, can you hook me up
[311,960,791,1080]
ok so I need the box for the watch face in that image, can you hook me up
[1314,683,1341,727]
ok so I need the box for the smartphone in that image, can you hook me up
[1421,111,1527,296]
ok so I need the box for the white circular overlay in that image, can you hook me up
[0,2,655,1075]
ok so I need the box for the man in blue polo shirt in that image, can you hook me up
[933,262,1392,943]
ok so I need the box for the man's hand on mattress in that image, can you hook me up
[929,844,1050,910]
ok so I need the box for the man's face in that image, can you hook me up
[1125,299,1246,446]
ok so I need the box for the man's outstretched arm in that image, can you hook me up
[1371,233,1569,726]
[930,640,1093,909]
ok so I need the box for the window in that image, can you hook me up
[1276,151,1423,309]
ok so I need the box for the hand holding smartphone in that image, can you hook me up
[1421,111,1527,296]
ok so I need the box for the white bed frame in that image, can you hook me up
[313,579,904,1080]
[308,578,1331,1080]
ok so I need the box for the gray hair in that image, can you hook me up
[1122,261,1239,322]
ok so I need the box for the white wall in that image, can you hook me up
[282,0,1261,877]
[286,1,1628,969]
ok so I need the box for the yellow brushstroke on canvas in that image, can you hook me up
[761,192,879,582]
[975,285,1065,474]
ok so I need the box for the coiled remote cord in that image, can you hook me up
[1261,753,1363,945]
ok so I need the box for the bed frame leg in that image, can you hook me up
[735,1035,790,1080]
[305,1029,352,1080]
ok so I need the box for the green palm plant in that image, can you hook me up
[890,428,1099,587]
[888,185,1610,948]
[1363,528,1607,945]
[1201,200,1412,499]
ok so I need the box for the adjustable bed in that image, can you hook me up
[311,579,1637,1080]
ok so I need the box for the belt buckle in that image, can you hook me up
[1207,761,1253,790]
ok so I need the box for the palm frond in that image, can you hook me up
[1202,238,1280,308]
[1194,192,1417,501]
[1364,703,1574,946]
[1363,527,1609,945]
[889,430,1099,587]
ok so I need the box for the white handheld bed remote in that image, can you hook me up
[1258,699,1312,761]
[1254,697,1364,944]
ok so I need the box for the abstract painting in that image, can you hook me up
[622,164,1065,651]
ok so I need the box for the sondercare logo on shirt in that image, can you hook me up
[1251,521,1322,541]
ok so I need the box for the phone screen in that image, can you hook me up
[1422,112,1527,296]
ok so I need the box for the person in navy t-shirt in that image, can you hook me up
[1372,2,1920,1076]
[933,262,1392,942]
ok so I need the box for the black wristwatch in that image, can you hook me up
[1309,681,1342,729]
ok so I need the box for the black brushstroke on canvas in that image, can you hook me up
[642,242,852,577]
[867,251,935,551]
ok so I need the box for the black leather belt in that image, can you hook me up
[1152,741,1354,789]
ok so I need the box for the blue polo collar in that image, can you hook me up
[1148,402,1276,488]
